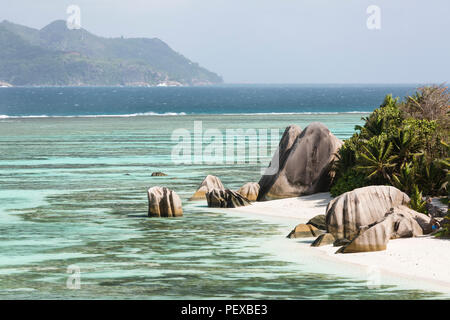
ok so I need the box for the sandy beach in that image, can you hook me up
[220,193,450,294]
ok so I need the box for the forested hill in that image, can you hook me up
[0,20,223,86]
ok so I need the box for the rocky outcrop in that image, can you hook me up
[190,175,225,200]
[257,125,302,201]
[311,233,335,247]
[307,214,326,230]
[147,186,183,217]
[338,206,428,253]
[236,182,260,201]
[287,223,323,238]
[151,172,167,176]
[206,189,251,208]
[258,123,343,201]
[326,186,411,240]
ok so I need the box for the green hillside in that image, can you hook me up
[0,20,222,86]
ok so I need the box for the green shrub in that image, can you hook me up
[355,135,397,185]
[332,135,358,179]
[436,211,450,238]
[392,162,416,195]
[409,185,427,214]
[330,170,368,197]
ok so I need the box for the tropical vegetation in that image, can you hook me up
[330,85,450,216]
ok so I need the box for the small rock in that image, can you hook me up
[206,188,251,208]
[307,214,326,230]
[287,224,322,238]
[236,182,260,201]
[425,197,447,218]
[190,175,225,200]
[151,172,167,176]
[311,233,335,247]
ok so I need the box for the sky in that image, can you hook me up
[0,0,449,84]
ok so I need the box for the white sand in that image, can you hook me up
[229,192,333,220]
[226,193,450,294]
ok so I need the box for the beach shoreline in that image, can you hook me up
[194,193,450,296]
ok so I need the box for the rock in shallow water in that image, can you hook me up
[151,172,167,176]
[147,186,183,217]
[236,182,260,201]
[206,188,251,208]
[258,122,343,201]
[190,175,225,200]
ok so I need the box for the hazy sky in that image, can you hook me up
[1,0,449,83]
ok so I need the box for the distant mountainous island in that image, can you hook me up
[0,20,223,86]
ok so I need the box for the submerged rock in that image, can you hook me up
[147,186,183,217]
[151,172,167,176]
[236,182,260,201]
[307,214,326,230]
[190,175,225,200]
[258,122,343,201]
[206,188,251,208]
[311,233,335,247]
[326,186,411,240]
[287,223,323,238]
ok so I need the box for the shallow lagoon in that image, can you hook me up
[0,114,446,299]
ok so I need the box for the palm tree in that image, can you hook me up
[437,140,449,192]
[413,154,447,196]
[409,184,427,214]
[392,162,416,195]
[355,116,384,139]
[356,136,398,184]
[391,126,423,166]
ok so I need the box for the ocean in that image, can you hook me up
[0,85,417,117]
[0,85,445,299]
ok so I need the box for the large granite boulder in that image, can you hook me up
[236,182,260,201]
[206,189,251,208]
[258,123,343,201]
[338,207,426,253]
[190,175,225,200]
[326,186,411,240]
[257,125,302,200]
[147,186,183,217]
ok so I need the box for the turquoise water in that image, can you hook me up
[0,113,446,299]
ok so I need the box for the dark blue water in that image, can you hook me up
[0,85,418,117]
